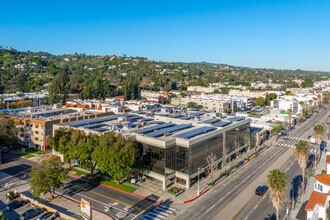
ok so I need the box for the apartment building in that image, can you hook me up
[3,105,113,150]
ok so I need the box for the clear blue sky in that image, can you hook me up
[1,0,330,71]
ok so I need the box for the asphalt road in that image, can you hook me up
[234,109,329,220]
[0,153,171,220]
[173,108,328,220]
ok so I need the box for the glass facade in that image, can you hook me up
[225,124,250,155]
[187,134,223,175]
[136,122,250,177]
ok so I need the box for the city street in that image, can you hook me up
[0,154,177,220]
[173,108,328,220]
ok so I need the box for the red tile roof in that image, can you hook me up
[315,174,330,186]
[326,155,330,164]
[305,191,328,211]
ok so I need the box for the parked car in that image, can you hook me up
[255,186,267,196]
[6,199,26,211]
[238,161,244,166]
[21,208,43,220]
[38,212,57,220]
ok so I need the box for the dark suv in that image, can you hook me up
[255,186,267,196]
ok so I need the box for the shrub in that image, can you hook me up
[223,173,229,177]
[322,170,327,174]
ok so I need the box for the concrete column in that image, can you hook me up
[186,178,191,189]
[162,179,166,190]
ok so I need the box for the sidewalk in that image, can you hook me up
[71,139,274,205]
[290,148,327,220]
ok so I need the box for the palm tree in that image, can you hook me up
[314,124,324,145]
[299,101,304,114]
[287,108,293,129]
[317,94,322,109]
[297,114,303,125]
[308,100,313,115]
[295,140,310,193]
[313,125,324,166]
[267,169,287,220]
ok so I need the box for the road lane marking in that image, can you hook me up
[62,180,147,212]
[216,147,290,217]
[219,149,296,218]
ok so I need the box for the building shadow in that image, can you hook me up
[132,197,174,219]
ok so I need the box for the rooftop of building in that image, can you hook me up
[305,191,328,211]
[56,109,250,143]
[315,174,330,186]
[3,105,105,122]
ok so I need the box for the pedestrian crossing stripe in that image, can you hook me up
[139,206,176,220]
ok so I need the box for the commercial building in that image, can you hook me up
[171,94,256,112]
[53,112,251,190]
[3,105,113,150]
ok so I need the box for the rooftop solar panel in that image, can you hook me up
[213,121,232,127]
[148,121,165,125]
[146,124,193,137]
[80,123,108,129]
[228,117,244,121]
[180,116,194,120]
[91,127,109,132]
[170,115,184,118]
[176,126,216,139]
[203,118,221,124]
[190,112,204,116]
[134,123,175,134]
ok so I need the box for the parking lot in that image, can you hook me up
[0,199,59,220]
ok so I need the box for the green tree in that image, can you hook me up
[295,140,310,193]
[267,169,287,220]
[265,93,270,106]
[92,132,135,184]
[0,113,17,144]
[271,121,283,137]
[47,128,73,166]
[124,74,140,100]
[255,97,266,106]
[30,155,68,198]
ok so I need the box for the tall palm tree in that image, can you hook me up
[313,125,324,166]
[317,94,322,109]
[297,114,303,125]
[267,169,287,220]
[295,140,310,193]
[287,108,293,129]
[308,100,313,115]
[299,101,304,114]
[314,124,324,146]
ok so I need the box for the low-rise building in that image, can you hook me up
[53,112,251,190]
[2,105,113,150]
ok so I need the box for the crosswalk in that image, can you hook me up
[284,136,309,141]
[275,142,318,152]
[139,205,176,220]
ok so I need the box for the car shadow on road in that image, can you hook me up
[263,213,276,220]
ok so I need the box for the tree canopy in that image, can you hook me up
[30,155,68,198]
[92,132,135,184]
